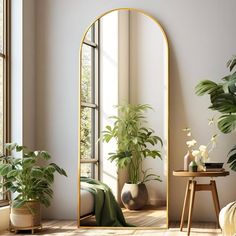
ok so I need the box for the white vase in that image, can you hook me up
[184,151,194,171]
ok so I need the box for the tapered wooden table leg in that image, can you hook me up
[187,180,196,236]
[173,170,229,235]
[180,180,191,231]
[211,180,220,227]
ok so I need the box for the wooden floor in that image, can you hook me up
[81,206,167,227]
[122,206,167,227]
[1,220,222,235]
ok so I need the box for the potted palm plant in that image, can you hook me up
[102,104,163,210]
[195,55,236,235]
[0,143,67,233]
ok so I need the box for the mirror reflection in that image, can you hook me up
[79,9,168,228]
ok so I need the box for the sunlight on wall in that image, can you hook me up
[129,11,167,205]
[100,11,119,198]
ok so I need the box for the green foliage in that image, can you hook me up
[227,145,236,171]
[195,55,236,171]
[0,143,67,208]
[102,104,163,184]
[80,45,93,165]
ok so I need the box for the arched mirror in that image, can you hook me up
[78,8,169,228]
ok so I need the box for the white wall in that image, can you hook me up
[11,0,23,147]
[22,0,36,149]
[34,0,236,221]
[100,11,119,198]
[129,11,167,206]
[35,0,80,219]
[11,0,36,149]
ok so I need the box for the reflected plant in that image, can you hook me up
[102,104,163,184]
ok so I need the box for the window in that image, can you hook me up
[0,0,10,207]
[80,22,99,179]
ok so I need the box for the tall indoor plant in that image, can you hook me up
[103,104,163,209]
[195,55,236,236]
[195,55,236,171]
[0,143,67,232]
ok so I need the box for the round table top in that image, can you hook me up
[173,170,230,177]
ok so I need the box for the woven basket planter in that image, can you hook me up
[10,201,41,232]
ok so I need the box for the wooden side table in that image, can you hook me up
[173,170,229,236]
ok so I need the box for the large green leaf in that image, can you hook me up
[0,164,12,176]
[16,145,26,152]
[227,55,236,72]
[45,165,55,174]
[195,80,221,96]
[227,145,236,171]
[49,163,67,177]
[7,169,18,178]
[218,114,236,133]
[23,157,36,167]
[220,72,236,95]
[5,143,17,151]
[45,173,54,183]
[40,151,51,160]
[31,168,44,178]
[209,93,236,113]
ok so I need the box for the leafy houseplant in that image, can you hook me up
[102,104,163,210]
[195,55,236,171]
[0,143,67,230]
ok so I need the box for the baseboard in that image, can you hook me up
[148,199,166,207]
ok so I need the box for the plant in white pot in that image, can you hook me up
[102,104,163,210]
[0,143,67,233]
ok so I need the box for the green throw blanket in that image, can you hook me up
[80,177,133,227]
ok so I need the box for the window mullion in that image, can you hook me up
[80,21,100,180]
[0,0,10,204]
[83,40,97,48]
[94,20,100,180]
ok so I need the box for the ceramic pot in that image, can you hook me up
[219,201,236,236]
[10,201,41,228]
[184,151,194,171]
[121,182,148,210]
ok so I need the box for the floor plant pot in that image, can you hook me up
[121,182,148,210]
[219,201,236,236]
[10,201,42,233]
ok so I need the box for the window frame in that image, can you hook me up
[0,0,11,207]
[80,21,100,180]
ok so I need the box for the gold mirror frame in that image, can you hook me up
[78,7,169,229]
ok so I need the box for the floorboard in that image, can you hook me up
[80,205,167,227]
[1,220,222,235]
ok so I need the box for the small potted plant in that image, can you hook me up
[0,143,67,233]
[102,104,163,210]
